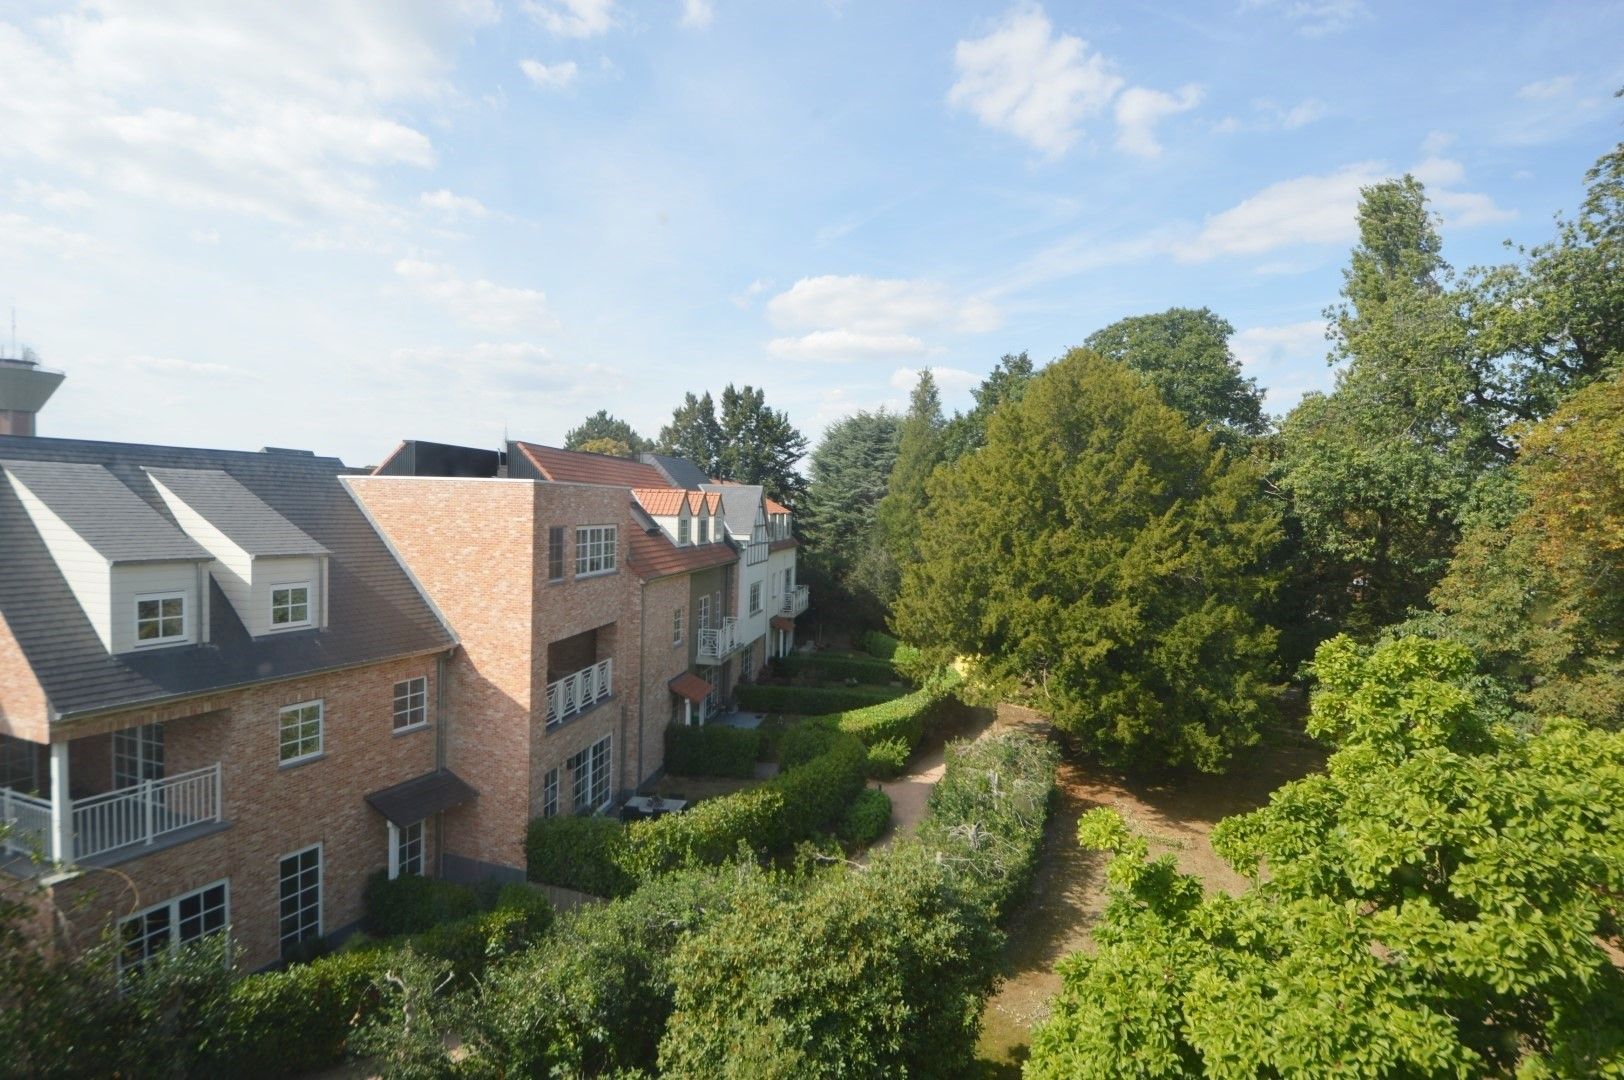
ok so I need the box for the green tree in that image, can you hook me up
[1084,307,1265,442]
[1027,635,1624,1078]
[872,370,945,603]
[799,409,903,625]
[657,391,724,475]
[894,349,1280,772]
[563,409,652,454]
[714,384,810,507]
[1422,373,1624,727]
[938,351,1036,463]
[574,436,632,458]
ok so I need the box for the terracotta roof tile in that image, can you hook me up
[631,488,691,516]
[764,496,790,514]
[669,672,712,703]
[626,527,737,581]
[515,443,669,488]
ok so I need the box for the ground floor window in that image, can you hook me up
[543,767,560,818]
[395,820,423,877]
[120,880,228,976]
[278,845,322,959]
[570,734,612,814]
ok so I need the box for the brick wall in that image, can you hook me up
[0,609,50,743]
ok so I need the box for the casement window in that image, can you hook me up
[575,525,617,577]
[112,724,164,789]
[784,568,793,594]
[749,582,762,615]
[393,677,428,732]
[697,593,711,630]
[394,820,424,878]
[278,845,322,958]
[548,526,565,582]
[543,768,559,818]
[678,517,691,545]
[135,592,186,646]
[120,880,229,977]
[570,734,612,814]
[270,583,311,629]
[278,700,324,764]
[698,517,709,543]
[672,607,684,646]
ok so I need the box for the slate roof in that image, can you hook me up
[513,442,668,488]
[0,435,456,723]
[146,467,329,558]
[1,459,212,564]
[365,769,477,828]
[700,482,764,539]
[639,453,711,490]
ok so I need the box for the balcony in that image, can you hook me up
[2,763,224,866]
[546,658,613,729]
[696,616,742,663]
[780,585,809,618]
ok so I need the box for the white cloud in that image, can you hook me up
[394,259,558,333]
[11,179,96,211]
[1177,162,1384,261]
[680,0,715,29]
[1428,187,1516,228]
[730,278,772,309]
[1114,83,1202,157]
[1411,156,1466,187]
[520,58,579,90]
[419,188,490,218]
[1241,0,1367,37]
[947,6,1123,157]
[1280,98,1325,129]
[889,366,981,393]
[768,275,1000,336]
[1517,75,1575,101]
[769,330,927,362]
[524,0,616,38]
[1232,320,1333,410]
[388,341,617,396]
[0,210,105,259]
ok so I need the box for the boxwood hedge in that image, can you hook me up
[735,683,905,715]
[776,652,904,686]
[664,722,760,778]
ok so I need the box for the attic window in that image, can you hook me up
[678,517,691,545]
[135,593,187,646]
[271,583,311,629]
[698,517,709,544]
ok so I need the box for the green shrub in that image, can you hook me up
[864,737,911,779]
[736,683,904,715]
[665,723,760,778]
[839,788,892,848]
[777,718,839,769]
[202,949,389,1077]
[526,815,634,897]
[410,900,552,982]
[362,870,479,936]
[777,653,904,686]
[830,683,953,749]
[860,630,923,673]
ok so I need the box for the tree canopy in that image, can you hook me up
[658,391,724,475]
[655,385,808,506]
[1084,307,1265,441]
[563,409,652,455]
[1027,635,1624,1078]
[894,349,1280,771]
[799,409,902,625]
[872,370,945,603]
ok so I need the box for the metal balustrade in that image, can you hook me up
[545,658,613,728]
[780,585,809,617]
[2,763,222,862]
[696,616,741,663]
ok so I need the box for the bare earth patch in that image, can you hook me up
[975,730,1326,1077]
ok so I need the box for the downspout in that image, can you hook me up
[434,650,450,876]
[634,574,647,795]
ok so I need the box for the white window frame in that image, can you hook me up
[749,581,762,615]
[547,526,566,583]
[269,581,312,630]
[570,734,612,815]
[134,591,188,648]
[388,820,424,880]
[392,676,428,733]
[697,593,711,631]
[278,700,324,765]
[119,878,230,977]
[698,516,710,544]
[278,844,322,959]
[542,767,559,818]
[672,606,684,647]
[112,723,164,789]
[678,516,691,545]
[574,525,618,578]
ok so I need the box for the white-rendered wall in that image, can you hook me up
[6,475,114,650]
[250,555,322,636]
[149,476,254,627]
[110,562,201,652]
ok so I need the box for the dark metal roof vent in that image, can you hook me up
[260,446,317,457]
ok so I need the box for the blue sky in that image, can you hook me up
[2,1,1620,465]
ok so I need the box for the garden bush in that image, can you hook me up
[858,630,922,670]
[777,652,904,686]
[736,682,905,715]
[361,869,479,936]
[777,717,839,769]
[664,722,760,778]
[409,885,554,980]
[863,737,910,779]
[838,788,892,848]
[526,814,634,897]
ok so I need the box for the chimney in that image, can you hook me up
[0,353,65,437]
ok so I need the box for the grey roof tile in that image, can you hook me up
[146,467,329,558]
[1,459,211,563]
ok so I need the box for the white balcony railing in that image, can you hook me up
[780,585,809,618]
[696,616,741,663]
[2,763,223,863]
[546,658,613,729]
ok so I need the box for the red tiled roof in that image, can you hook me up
[770,616,795,631]
[515,443,668,488]
[703,492,722,513]
[626,528,737,581]
[632,488,692,516]
[769,537,799,552]
[669,672,712,704]
[764,496,790,514]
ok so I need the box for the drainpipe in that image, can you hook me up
[434,651,450,877]
[633,575,647,794]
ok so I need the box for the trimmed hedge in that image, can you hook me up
[201,949,387,1078]
[410,885,553,981]
[735,683,904,715]
[362,870,480,936]
[832,686,938,748]
[526,814,635,897]
[777,652,904,686]
[861,630,923,671]
[839,788,893,848]
[665,723,760,778]
[778,718,840,770]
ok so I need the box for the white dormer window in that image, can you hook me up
[270,583,312,629]
[135,593,187,646]
[699,517,710,544]
[678,517,691,545]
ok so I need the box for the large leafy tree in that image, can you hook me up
[894,349,1280,771]
[563,409,652,454]
[799,409,903,625]
[938,351,1036,463]
[715,384,810,507]
[1028,635,1624,1078]
[1084,308,1265,443]
[1422,373,1624,727]
[657,391,724,475]
[872,370,945,601]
